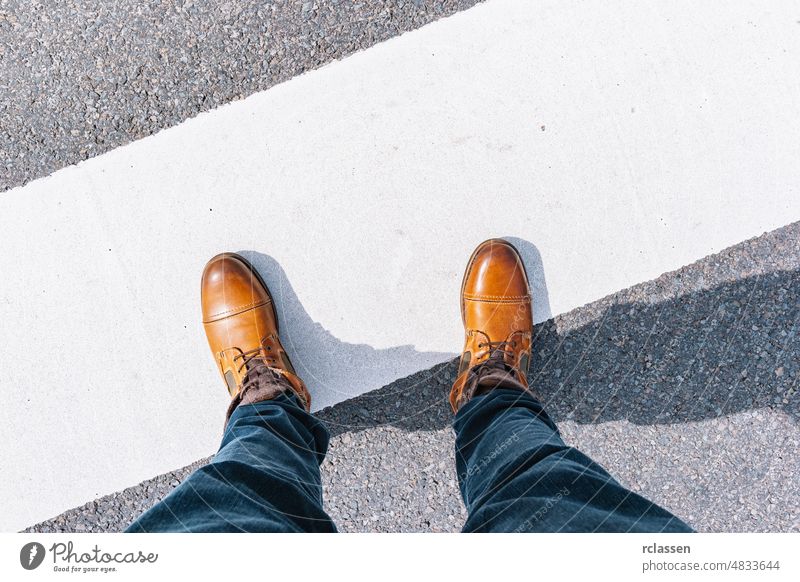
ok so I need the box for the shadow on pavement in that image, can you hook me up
[315,257,798,436]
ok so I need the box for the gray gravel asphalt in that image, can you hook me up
[26,221,800,532]
[0,0,482,191]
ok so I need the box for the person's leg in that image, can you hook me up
[454,387,692,532]
[127,391,335,532]
[128,252,335,532]
[449,239,691,532]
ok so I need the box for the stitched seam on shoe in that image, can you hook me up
[463,294,530,301]
[203,299,271,322]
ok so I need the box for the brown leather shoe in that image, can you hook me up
[449,239,534,412]
[201,253,311,416]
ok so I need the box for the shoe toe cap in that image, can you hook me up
[463,239,530,300]
[201,253,271,323]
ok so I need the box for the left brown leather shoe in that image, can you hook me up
[201,253,311,416]
[450,239,534,412]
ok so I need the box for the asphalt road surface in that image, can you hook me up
[1,0,482,191]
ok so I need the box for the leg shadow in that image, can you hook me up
[310,240,799,434]
[532,269,799,425]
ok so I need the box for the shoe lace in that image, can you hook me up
[233,347,269,374]
[476,339,518,363]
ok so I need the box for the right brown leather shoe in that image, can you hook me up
[201,253,311,417]
[450,239,534,412]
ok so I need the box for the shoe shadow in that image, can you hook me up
[310,240,799,437]
[504,236,553,322]
[236,251,455,420]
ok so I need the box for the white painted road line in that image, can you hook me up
[2,0,799,531]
